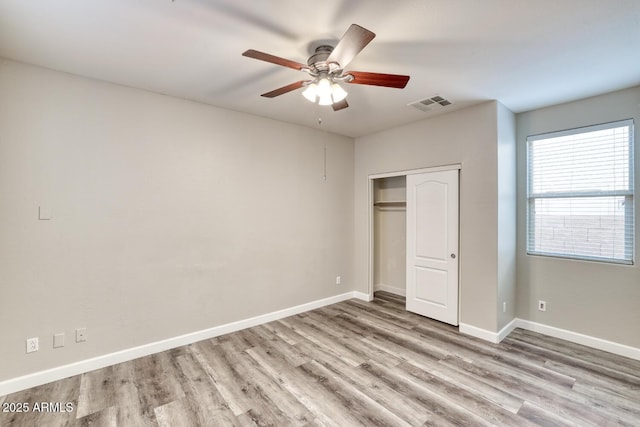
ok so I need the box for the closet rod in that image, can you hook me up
[373,201,406,207]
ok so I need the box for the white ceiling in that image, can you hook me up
[1,0,639,137]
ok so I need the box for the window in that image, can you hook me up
[527,119,634,264]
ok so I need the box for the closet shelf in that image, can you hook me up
[374,201,406,208]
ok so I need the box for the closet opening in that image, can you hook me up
[372,175,407,297]
[367,164,461,325]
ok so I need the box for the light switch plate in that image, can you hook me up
[38,206,52,220]
[54,333,65,348]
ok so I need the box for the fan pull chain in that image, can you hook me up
[323,146,327,182]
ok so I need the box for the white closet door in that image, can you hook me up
[406,169,459,325]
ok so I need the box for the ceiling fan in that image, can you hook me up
[242,24,410,111]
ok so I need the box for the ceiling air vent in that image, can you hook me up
[408,95,453,112]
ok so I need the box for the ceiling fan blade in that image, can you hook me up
[346,71,410,88]
[332,99,349,111]
[327,24,375,68]
[260,81,306,98]
[242,49,307,71]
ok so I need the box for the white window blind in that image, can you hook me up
[527,119,634,264]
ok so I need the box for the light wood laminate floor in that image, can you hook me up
[2,292,639,426]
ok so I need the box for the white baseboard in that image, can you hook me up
[514,319,640,362]
[6,300,639,397]
[0,291,360,397]
[459,322,503,344]
[374,284,406,297]
[353,291,373,302]
[497,318,520,343]
[460,318,640,362]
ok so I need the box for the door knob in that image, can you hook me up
[450,253,456,259]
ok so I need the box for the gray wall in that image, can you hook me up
[516,86,640,348]
[0,60,354,381]
[9,53,634,387]
[355,101,514,332]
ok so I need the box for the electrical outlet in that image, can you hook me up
[26,337,39,353]
[76,328,87,343]
[503,301,507,313]
[538,300,547,312]
[336,276,341,285]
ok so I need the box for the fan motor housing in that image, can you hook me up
[307,45,334,73]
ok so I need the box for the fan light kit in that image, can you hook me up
[242,24,410,111]
[302,76,349,105]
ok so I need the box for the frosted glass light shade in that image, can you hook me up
[318,92,333,105]
[302,83,317,102]
[317,78,331,95]
[331,83,348,102]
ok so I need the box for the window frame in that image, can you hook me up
[526,119,635,265]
